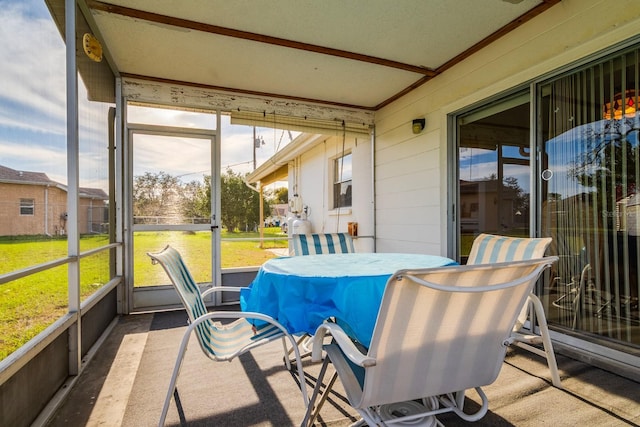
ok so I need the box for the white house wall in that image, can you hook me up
[373,0,640,256]
[289,134,374,252]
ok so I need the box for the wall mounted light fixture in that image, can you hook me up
[412,118,426,134]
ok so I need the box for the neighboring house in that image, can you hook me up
[248,133,374,252]
[459,179,526,234]
[618,193,640,236]
[0,165,108,236]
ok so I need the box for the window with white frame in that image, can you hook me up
[20,198,34,216]
[333,153,352,208]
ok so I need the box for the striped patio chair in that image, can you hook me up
[467,233,561,388]
[289,233,355,358]
[148,245,309,426]
[467,233,552,264]
[291,233,355,256]
[302,258,558,426]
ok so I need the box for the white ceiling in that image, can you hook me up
[79,0,558,111]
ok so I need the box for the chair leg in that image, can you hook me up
[173,388,187,426]
[301,355,335,427]
[159,328,193,426]
[528,294,563,388]
[307,371,338,426]
[279,332,310,407]
[281,337,292,370]
[572,264,591,329]
[285,334,313,367]
[298,335,314,358]
[439,387,489,422]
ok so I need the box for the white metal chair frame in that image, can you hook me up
[148,245,309,426]
[302,258,558,427]
[467,233,562,388]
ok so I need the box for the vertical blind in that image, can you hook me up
[541,47,640,344]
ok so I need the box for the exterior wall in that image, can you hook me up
[373,0,640,256]
[0,183,107,236]
[0,183,67,236]
[288,134,374,252]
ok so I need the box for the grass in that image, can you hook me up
[0,228,288,359]
[134,229,288,285]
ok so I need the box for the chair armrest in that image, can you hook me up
[201,286,246,298]
[312,323,376,367]
[193,310,294,342]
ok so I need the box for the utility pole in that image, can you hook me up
[253,126,257,170]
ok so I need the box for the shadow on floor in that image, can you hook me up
[47,310,640,427]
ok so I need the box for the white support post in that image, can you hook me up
[65,0,81,375]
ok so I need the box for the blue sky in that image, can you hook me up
[0,0,290,191]
[459,146,532,197]
[0,0,67,182]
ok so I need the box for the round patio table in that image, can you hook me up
[240,252,457,347]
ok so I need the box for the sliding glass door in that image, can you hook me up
[538,47,639,346]
[454,44,640,358]
[456,93,531,262]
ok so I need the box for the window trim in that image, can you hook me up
[332,152,352,209]
[19,198,35,216]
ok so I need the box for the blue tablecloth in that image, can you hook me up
[240,253,457,347]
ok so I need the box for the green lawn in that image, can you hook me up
[0,228,288,359]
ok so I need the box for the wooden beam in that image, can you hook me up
[121,77,375,125]
[121,73,377,113]
[435,0,563,74]
[87,0,562,111]
[379,0,563,108]
[86,0,437,76]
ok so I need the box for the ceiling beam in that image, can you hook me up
[435,0,562,74]
[121,76,375,125]
[86,0,437,76]
[121,73,378,114]
[374,0,563,109]
[86,0,563,112]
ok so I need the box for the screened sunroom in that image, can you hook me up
[1,1,640,425]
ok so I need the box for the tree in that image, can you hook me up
[570,139,637,191]
[181,176,211,223]
[133,170,271,231]
[220,169,270,232]
[569,134,639,228]
[503,176,528,215]
[273,186,288,204]
[132,171,180,222]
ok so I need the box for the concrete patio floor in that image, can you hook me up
[46,310,640,427]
